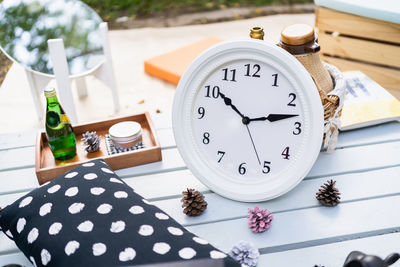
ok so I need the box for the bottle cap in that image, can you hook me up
[281,24,314,45]
[250,27,264,40]
[44,87,57,98]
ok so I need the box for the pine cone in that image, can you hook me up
[316,179,341,207]
[82,131,100,153]
[247,206,273,233]
[181,188,207,216]
[229,241,259,267]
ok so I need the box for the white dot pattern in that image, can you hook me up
[179,247,196,259]
[16,218,26,233]
[65,241,80,256]
[27,228,39,244]
[119,248,136,262]
[19,196,33,208]
[93,243,107,256]
[41,249,51,265]
[2,160,230,266]
[39,203,52,216]
[47,185,61,194]
[153,242,171,255]
[49,222,62,235]
[77,220,93,232]
[65,187,79,197]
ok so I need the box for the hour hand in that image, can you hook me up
[219,92,244,118]
[249,114,298,122]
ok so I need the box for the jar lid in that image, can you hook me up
[109,121,142,139]
[281,24,315,45]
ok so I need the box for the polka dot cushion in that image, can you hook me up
[0,159,239,267]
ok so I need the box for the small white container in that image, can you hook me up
[109,121,142,149]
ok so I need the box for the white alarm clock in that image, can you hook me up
[172,40,323,202]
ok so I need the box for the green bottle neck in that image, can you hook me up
[46,96,62,113]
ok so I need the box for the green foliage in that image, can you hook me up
[81,0,313,21]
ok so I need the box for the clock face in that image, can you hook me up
[192,59,304,180]
[173,40,323,202]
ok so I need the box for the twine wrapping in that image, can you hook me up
[322,62,346,153]
[294,52,346,153]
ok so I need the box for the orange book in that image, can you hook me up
[144,37,223,85]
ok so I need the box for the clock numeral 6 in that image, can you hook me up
[217,151,225,163]
[238,162,246,175]
[293,122,301,135]
[205,85,220,98]
[282,147,290,160]
[202,132,210,144]
[244,64,261,78]
[262,161,271,174]
[288,93,296,107]
[198,107,205,119]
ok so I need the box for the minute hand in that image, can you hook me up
[249,114,298,122]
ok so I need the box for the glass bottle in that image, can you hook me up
[44,88,76,160]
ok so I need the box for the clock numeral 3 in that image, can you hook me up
[217,151,225,163]
[262,161,271,174]
[293,122,301,135]
[205,85,220,98]
[288,93,296,106]
[202,132,210,144]
[282,147,290,160]
[272,73,279,87]
[222,68,237,82]
[238,162,247,175]
[197,107,205,119]
[244,64,261,78]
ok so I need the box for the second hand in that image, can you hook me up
[245,124,261,165]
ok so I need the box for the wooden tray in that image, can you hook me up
[35,112,162,184]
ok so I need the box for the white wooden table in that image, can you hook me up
[1,114,400,266]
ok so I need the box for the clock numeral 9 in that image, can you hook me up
[272,73,279,87]
[222,68,237,82]
[288,93,296,106]
[202,132,210,144]
[197,107,205,119]
[205,85,220,98]
[244,64,260,78]
[293,122,301,135]
[238,162,246,175]
[262,161,271,174]
[282,147,290,160]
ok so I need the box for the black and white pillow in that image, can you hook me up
[0,159,239,267]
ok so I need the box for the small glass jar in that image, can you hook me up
[108,121,142,149]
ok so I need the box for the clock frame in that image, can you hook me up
[173,40,323,202]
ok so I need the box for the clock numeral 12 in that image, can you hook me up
[203,132,210,144]
[293,122,301,135]
[222,68,237,82]
[244,64,261,78]
[205,85,220,98]
[272,73,279,87]
[282,147,290,159]
[238,162,246,175]
[217,151,225,163]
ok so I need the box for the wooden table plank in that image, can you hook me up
[0,131,37,151]
[258,232,400,267]
[0,252,32,267]
[154,166,400,226]
[186,195,400,253]
[0,168,38,195]
[308,141,400,178]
